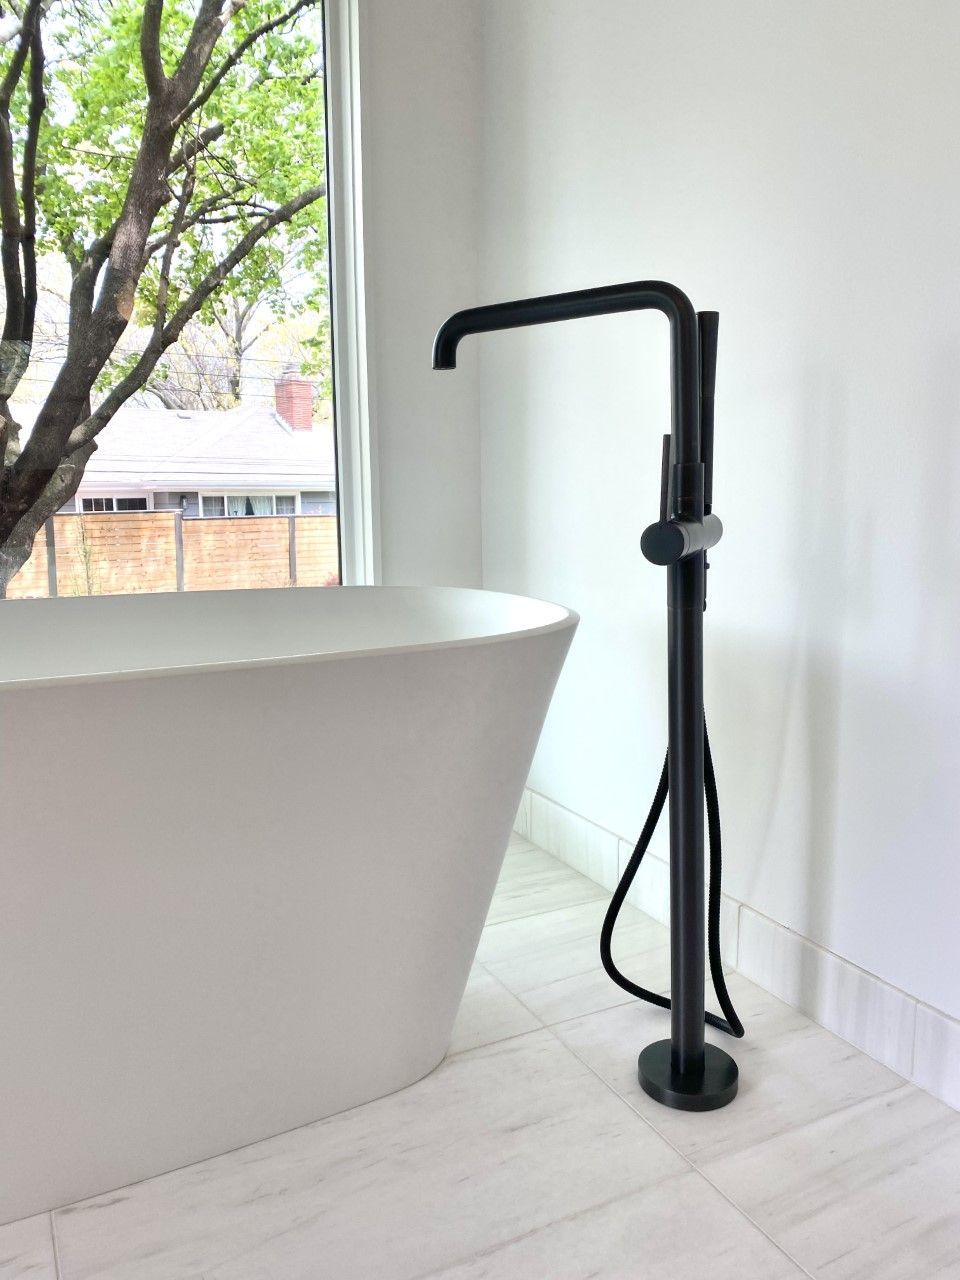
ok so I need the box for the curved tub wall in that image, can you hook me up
[0,588,577,1223]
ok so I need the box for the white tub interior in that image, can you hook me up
[0,585,575,688]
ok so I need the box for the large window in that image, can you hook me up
[1,2,345,600]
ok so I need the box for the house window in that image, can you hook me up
[81,496,148,513]
[200,494,298,517]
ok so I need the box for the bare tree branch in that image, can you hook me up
[0,0,40,103]
[21,20,45,346]
[141,186,269,260]
[68,182,325,450]
[0,396,15,466]
[179,0,319,124]
[153,164,196,336]
[167,120,225,175]
[140,0,168,103]
[171,0,232,105]
[65,120,230,337]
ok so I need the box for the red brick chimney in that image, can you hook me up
[275,369,314,430]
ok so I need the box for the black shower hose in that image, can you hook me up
[600,717,744,1039]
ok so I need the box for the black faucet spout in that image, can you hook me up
[432,279,701,466]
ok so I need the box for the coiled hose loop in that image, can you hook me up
[599,716,744,1039]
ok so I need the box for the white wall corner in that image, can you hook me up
[528,790,619,891]
[513,789,532,841]
[718,894,741,971]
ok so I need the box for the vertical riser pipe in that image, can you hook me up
[667,553,706,1071]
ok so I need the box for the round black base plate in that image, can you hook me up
[638,1039,739,1112]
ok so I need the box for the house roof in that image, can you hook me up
[72,404,336,494]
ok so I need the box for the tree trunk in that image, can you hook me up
[0,440,93,595]
[0,524,38,596]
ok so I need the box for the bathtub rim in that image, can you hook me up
[0,584,579,693]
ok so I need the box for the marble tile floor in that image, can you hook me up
[3,834,959,1279]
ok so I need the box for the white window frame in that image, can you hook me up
[324,0,380,585]
[198,492,301,517]
[80,492,152,513]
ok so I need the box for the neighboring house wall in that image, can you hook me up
[152,491,186,512]
[62,489,336,518]
[301,491,337,515]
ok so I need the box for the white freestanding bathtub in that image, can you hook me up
[0,585,577,1223]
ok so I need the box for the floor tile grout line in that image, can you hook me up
[469,860,908,1277]
[470,962,551,1030]
[50,1208,63,1280]
[479,900,736,1041]
[447,1023,548,1059]
[481,893,646,940]
[446,961,550,1060]
[482,959,733,1038]
[539,1020,817,1280]
[484,939,672,997]
[497,871,817,1278]
[486,891,608,927]
[529,974,908,1163]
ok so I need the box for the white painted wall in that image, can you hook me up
[358,0,483,586]
[476,1,960,1019]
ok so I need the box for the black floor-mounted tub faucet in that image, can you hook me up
[434,280,740,1111]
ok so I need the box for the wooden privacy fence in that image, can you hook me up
[7,512,340,599]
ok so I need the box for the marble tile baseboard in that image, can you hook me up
[912,1004,960,1112]
[529,790,620,891]
[515,788,960,1113]
[736,907,917,1079]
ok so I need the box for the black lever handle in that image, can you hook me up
[641,513,723,566]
